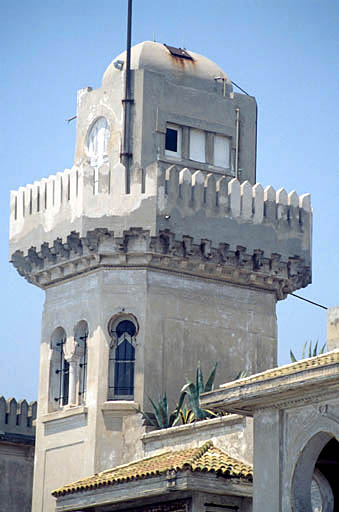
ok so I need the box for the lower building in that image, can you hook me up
[0,398,36,512]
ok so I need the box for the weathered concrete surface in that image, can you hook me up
[0,397,36,512]
[327,306,339,350]
[0,441,35,512]
[33,267,273,510]
[143,414,253,466]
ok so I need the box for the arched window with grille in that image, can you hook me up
[50,327,69,409]
[74,320,88,404]
[108,316,138,401]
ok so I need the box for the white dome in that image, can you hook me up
[102,41,231,91]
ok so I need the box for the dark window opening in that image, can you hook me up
[79,334,88,401]
[116,320,136,338]
[164,44,193,60]
[54,341,69,406]
[165,128,178,153]
[108,320,136,399]
[315,437,339,510]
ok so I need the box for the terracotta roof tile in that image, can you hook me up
[220,350,339,389]
[52,441,252,497]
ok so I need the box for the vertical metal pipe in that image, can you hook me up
[254,102,258,184]
[122,0,133,194]
[235,108,240,180]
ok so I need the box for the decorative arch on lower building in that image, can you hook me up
[107,313,139,401]
[291,431,339,512]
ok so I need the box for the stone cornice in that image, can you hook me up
[201,351,339,416]
[10,227,311,299]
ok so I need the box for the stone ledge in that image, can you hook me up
[41,405,87,423]
[101,401,139,416]
[142,414,244,444]
[201,350,339,415]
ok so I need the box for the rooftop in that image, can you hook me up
[52,440,252,497]
[102,41,231,92]
[201,350,339,415]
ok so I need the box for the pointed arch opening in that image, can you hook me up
[107,314,138,401]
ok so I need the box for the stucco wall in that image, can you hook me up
[0,441,34,512]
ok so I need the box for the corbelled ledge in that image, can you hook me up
[10,227,311,299]
[201,350,339,416]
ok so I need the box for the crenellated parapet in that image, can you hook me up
[9,162,158,258]
[158,166,312,264]
[10,162,312,296]
[0,396,37,438]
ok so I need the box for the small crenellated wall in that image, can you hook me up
[0,396,37,436]
[9,162,158,257]
[161,165,311,225]
[158,166,312,266]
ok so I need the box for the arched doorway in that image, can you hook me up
[292,432,339,511]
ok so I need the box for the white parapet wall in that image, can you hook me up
[158,165,312,266]
[10,162,158,257]
[10,162,312,276]
[161,165,311,225]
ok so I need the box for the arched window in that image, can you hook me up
[86,117,110,168]
[108,316,138,400]
[50,327,69,408]
[74,321,88,404]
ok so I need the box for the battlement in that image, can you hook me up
[158,166,312,266]
[10,162,312,294]
[0,396,37,437]
[9,163,158,257]
[161,165,311,225]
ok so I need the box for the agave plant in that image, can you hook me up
[290,340,326,363]
[179,405,195,425]
[180,362,218,421]
[138,392,185,429]
[233,369,248,380]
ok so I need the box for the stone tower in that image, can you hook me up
[9,42,312,511]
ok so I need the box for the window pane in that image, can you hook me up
[62,360,69,406]
[214,135,230,168]
[165,128,178,152]
[115,362,135,395]
[116,339,135,360]
[116,320,136,338]
[189,129,205,163]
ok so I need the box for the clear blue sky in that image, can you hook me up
[1,0,338,401]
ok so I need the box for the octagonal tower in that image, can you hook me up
[9,42,312,511]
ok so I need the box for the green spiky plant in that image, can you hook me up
[233,369,248,380]
[180,362,218,421]
[179,405,195,425]
[290,340,326,363]
[138,392,186,429]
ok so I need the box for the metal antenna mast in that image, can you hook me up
[121,0,133,194]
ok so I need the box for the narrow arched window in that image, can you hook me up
[50,327,69,408]
[74,321,88,404]
[108,317,137,400]
[86,117,110,168]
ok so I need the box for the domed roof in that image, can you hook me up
[102,41,231,92]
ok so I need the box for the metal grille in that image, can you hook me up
[108,337,135,398]
[54,340,69,405]
[78,335,88,402]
